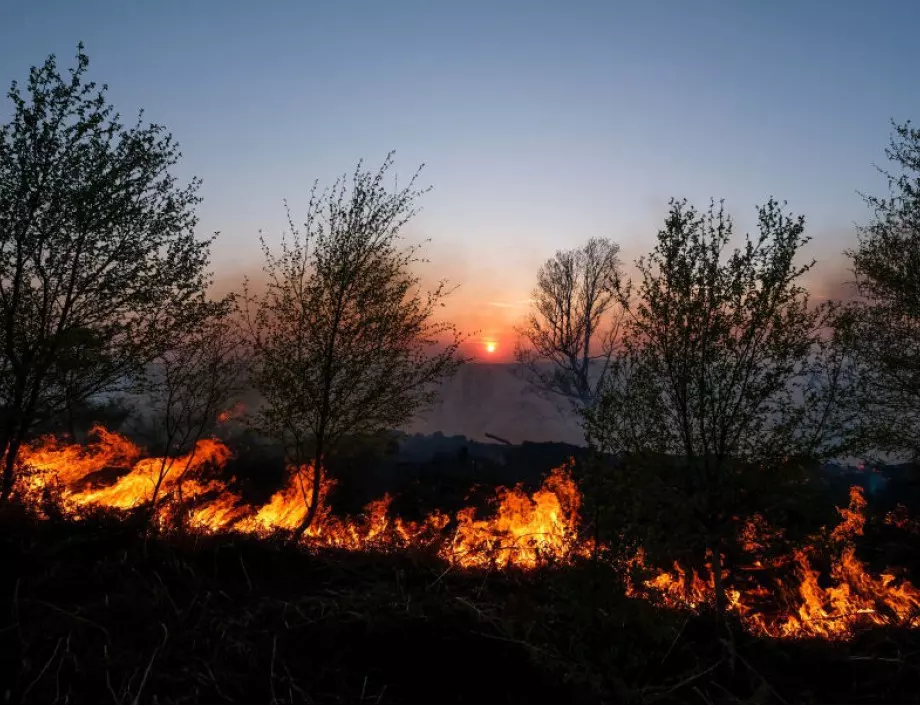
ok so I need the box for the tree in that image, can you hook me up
[584,198,840,612]
[515,238,623,413]
[246,153,465,538]
[839,121,920,461]
[132,302,245,522]
[0,45,217,500]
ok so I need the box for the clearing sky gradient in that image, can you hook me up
[2,0,919,356]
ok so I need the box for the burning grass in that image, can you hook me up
[11,425,920,645]
[4,508,920,703]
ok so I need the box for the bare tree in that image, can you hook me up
[584,199,841,613]
[0,46,217,500]
[515,238,623,413]
[133,302,245,521]
[246,153,465,538]
[838,121,920,461]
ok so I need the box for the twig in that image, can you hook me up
[643,658,723,700]
[21,637,62,701]
[54,632,71,704]
[240,554,253,593]
[734,651,787,704]
[692,685,712,704]
[453,595,503,635]
[152,570,180,617]
[849,655,920,669]
[473,630,545,653]
[282,659,312,703]
[710,680,742,704]
[133,622,168,704]
[29,600,111,639]
[204,663,232,702]
[660,612,691,666]
[425,563,454,590]
[269,635,278,704]
[106,668,120,703]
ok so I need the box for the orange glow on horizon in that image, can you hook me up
[485,341,497,354]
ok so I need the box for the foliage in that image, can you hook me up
[0,45,217,498]
[839,121,920,461]
[516,237,623,414]
[245,153,465,537]
[584,198,843,608]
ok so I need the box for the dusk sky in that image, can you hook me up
[2,0,919,358]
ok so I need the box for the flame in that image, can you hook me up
[443,465,581,568]
[13,427,920,640]
[217,402,246,424]
[19,425,141,493]
[626,485,920,638]
[17,427,231,518]
[885,503,920,534]
[69,438,232,511]
[831,486,866,542]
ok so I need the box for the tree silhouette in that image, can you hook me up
[0,45,218,500]
[516,238,624,414]
[246,153,465,538]
[585,198,840,612]
[839,121,920,461]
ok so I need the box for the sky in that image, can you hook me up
[1,0,919,359]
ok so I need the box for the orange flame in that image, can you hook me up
[885,503,920,534]
[14,427,920,640]
[627,485,920,638]
[443,465,581,568]
[217,402,246,424]
[19,425,141,493]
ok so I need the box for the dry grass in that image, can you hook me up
[2,504,919,703]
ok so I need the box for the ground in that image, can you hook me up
[2,505,920,704]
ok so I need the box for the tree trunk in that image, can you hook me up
[147,462,170,530]
[0,426,11,503]
[0,435,22,503]
[0,380,28,503]
[293,448,323,541]
[710,539,727,617]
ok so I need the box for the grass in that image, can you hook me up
[2,504,920,703]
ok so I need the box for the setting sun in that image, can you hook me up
[485,341,497,354]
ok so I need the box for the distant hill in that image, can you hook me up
[405,363,585,445]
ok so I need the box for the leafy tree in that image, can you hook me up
[584,198,841,611]
[0,45,218,500]
[839,121,920,461]
[246,153,465,538]
[516,238,624,413]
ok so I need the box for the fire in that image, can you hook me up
[18,428,232,518]
[69,439,232,511]
[217,402,246,424]
[885,503,920,534]
[18,425,141,494]
[444,465,581,568]
[831,485,866,542]
[12,426,920,640]
[627,487,920,638]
